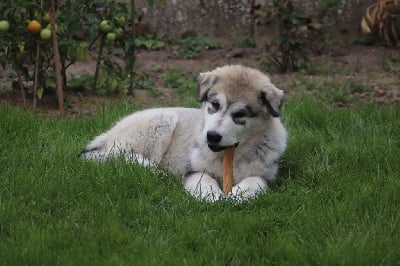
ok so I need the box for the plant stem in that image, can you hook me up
[249,0,256,42]
[50,0,64,116]
[33,43,40,111]
[93,34,105,91]
[93,0,114,92]
[129,0,136,96]
[15,66,26,109]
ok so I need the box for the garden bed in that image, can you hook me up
[1,43,399,115]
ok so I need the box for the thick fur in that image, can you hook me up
[82,65,287,202]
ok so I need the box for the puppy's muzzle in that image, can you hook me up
[206,131,239,152]
[207,131,222,144]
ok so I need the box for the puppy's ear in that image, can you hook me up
[258,84,284,117]
[197,72,218,102]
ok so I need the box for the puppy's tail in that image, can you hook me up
[79,146,100,158]
[80,138,108,160]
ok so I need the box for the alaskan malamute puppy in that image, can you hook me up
[83,65,287,202]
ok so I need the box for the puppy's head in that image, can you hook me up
[197,65,284,152]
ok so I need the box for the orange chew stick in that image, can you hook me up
[223,146,235,195]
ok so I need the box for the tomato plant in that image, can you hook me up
[0,0,145,109]
[0,0,90,101]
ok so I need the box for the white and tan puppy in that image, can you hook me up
[82,65,287,202]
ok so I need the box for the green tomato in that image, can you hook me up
[43,13,50,23]
[117,16,125,27]
[40,28,52,40]
[115,28,124,38]
[0,20,10,32]
[99,20,113,33]
[106,32,117,42]
[46,23,59,32]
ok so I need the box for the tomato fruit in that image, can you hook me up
[28,20,42,34]
[43,13,50,23]
[40,28,52,40]
[116,16,125,27]
[99,20,113,33]
[0,20,10,32]
[106,32,117,42]
[115,28,124,38]
[46,23,59,33]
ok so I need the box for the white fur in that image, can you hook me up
[183,172,223,202]
[82,65,288,202]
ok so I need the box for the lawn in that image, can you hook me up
[0,98,399,265]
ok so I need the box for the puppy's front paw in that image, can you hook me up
[184,173,223,202]
[229,176,268,202]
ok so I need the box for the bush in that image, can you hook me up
[257,0,338,73]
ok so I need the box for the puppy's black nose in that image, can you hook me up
[207,131,222,144]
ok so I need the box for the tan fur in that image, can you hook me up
[199,65,283,116]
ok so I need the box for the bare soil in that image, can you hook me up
[1,43,399,116]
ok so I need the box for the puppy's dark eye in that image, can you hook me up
[232,110,246,119]
[211,101,220,110]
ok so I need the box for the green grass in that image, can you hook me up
[1,98,399,265]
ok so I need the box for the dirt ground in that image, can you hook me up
[1,43,399,116]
